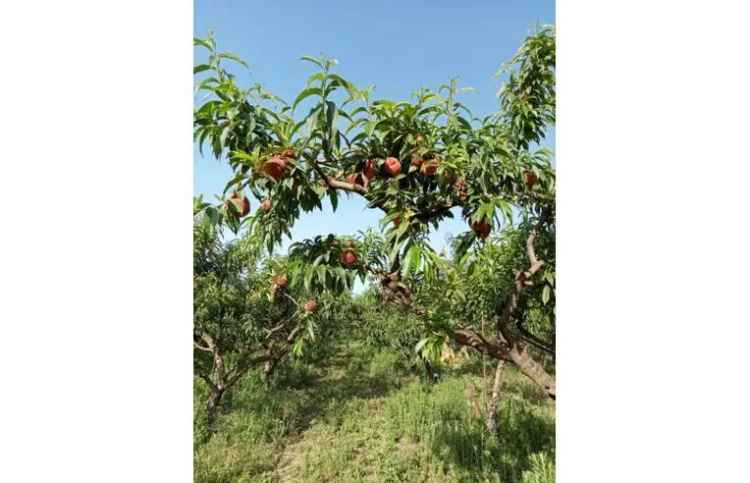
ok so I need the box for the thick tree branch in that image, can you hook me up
[225,351,271,388]
[367,258,556,399]
[307,157,467,228]
[194,342,212,353]
[485,360,506,433]
[307,157,369,195]
[515,319,555,355]
[526,227,544,272]
[450,327,510,360]
[495,226,545,343]
[512,290,555,355]
[324,175,368,195]
[200,334,216,350]
[193,336,212,353]
[260,322,308,383]
[265,317,294,339]
[199,334,227,388]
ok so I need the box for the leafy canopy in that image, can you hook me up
[193,27,556,335]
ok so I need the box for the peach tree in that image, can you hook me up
[193,26,556,398]
[193,208,351,425]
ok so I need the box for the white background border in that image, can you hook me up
[1,1,749,481]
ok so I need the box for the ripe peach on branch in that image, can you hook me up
[384,157,401,176]
[410,152,424,168]
[262,155,288,182]
[340,242,358,267]
[303,298,318,313]
[454,179,468,201]
[471,218,492,240]
[523,170,538,188]
[420,160,439,176]
[226,191,251,218]
[362,159,377,179]
[273,274,288,289]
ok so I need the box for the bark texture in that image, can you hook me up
[508,344,556,399]
[206,388,224,426]
[485,360,506,433]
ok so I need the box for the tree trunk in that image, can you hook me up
[262,357,278,384]
[508,344,556,399]
[485,360,505,433]
[206,387,224,428]
[449,326,556,400]
[421,357,438,382]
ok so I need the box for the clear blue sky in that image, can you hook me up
[194,0,555,255]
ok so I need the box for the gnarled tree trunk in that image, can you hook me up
[508,344,555,399]
[448,327,556,400]
[394,224,557,401]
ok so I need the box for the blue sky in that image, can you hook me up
[194,0,555,256]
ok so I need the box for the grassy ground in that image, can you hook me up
[194,342,555,482]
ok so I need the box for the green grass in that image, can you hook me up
[194,342,555,482]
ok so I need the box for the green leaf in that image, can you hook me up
[316,265,327,287]
[311,254,325,268]
[193,38,213,50]
[388,238,403,267]
[217,52,248,68]
[292,339,304,357]
[307,72,326,84]
[542,284,551,304]
[329,189,338,211]
[292,87,323,111]
[304,266,314,292]
[194,64,211,75]
[326,101,337,131]
[219,124,231,148]
[205,206,219,225]
[301,55,326,70]
[406,243,422,275]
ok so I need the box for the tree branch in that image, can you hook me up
[414,200,458,223]
[194,340,213,353]
[225,352,271,388]
[200,334,216,350]
[199,334,226,387]
[450,327,510,360]
[495,226,545,343]
[308,157,464,226]
[265,317,294,339]
[513,294,555,355]
[515,319,555,355]
[286,325,304,344]
[282,293,300,309]
[325,175,368,195]
[307,157,369,195]
[197,373,218,394]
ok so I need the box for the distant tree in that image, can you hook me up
[193,212,334,425]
